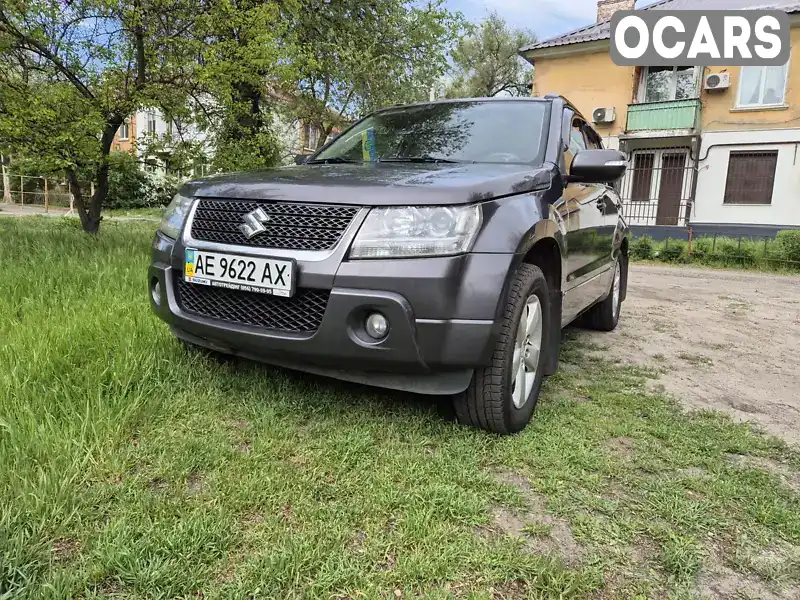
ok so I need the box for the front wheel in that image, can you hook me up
[453,264,551,435]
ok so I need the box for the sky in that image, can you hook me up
[446,0,602,42]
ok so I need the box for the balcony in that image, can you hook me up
[625,98,701,135]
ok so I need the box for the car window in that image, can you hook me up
[583,125,603,150]
[569,120,587,154]
[564,116,587,171]
[313,101,551,165]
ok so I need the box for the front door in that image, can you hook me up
[560,114,614,324]
[655,152,687,226]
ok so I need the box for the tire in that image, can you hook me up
[453,264,551,435]
[583,254,625,332]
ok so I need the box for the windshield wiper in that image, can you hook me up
[305,157,360,164]
[378,156,465,164]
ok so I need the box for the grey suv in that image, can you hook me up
[149,96,630,434]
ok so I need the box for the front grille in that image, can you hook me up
[190,199,359,251]
[176,279,329,333]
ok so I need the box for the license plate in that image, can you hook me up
[184,249,295,297]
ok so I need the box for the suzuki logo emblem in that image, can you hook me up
[240,208,271,239]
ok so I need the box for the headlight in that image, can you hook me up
[158,193,194,239]
[350,205,482,259]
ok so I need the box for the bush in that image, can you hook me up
[691,236,713,256]
[658,239,688,263]
[105,152,180,210]
[105,152,153,210]
[714,237,757,267]
[149,171,181,207]
[631,236,655,260]
[777,230,800,267]
[639,230,800,272]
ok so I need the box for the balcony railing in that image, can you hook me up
[626,98,701,133]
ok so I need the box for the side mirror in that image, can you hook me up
[294,154,308,165]
[569,149,627,184]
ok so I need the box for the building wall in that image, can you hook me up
[137,110,169,140]
[692,129,800,226]
[701,27,800,132]
[531,26,800,137]
[111,114,136,153]
[531,48,636,141]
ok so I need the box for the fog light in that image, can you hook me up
[365,312,389,339]
[151,279,162,306]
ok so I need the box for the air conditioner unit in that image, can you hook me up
[592,107,616,124]
[704,72,730,91]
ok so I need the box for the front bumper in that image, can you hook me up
[150,232,515,395]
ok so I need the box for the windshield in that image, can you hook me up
[312,101,550,165]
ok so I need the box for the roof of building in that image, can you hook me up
[520,0,800,53]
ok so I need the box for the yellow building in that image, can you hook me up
[521,0,800,233]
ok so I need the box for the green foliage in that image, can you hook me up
[717,237,757,267]
[212,128,282,174]
[106,152,152,210]
[280,0,466,149]
[777,230,800,265]
[658,239,688,263]
[631,233,800,272]
[631,236,655,260]
[691,236,713,255]
[195,0,292,171]
[0,0,202,231]
[446,12,536,98]
[105,152,179,210]
[0,82,104,176]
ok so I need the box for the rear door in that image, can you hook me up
[558,112,611,323]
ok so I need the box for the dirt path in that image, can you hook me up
[583,264,800,446]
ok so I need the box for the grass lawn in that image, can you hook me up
[102,207,164,220]
[2,217,799,599]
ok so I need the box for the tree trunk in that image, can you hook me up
[233,82,264,133]
[1,154,10,203]
[66,169,98,233]
[70,119,121,234]
[315,123,332,150]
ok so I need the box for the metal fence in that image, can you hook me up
[1,172,90,212]
[619,145,697,227]
[632,227,800,271]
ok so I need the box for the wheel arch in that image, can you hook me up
[491,222,566,376]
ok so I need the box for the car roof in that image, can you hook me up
[373,97,552,114]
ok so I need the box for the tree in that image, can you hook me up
[193,0,293,172]
[0,0,201,232]
[1,154,11,202]
[280,0,465,150]
[446,12,536,99]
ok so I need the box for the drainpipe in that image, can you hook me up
[685,135,701,226]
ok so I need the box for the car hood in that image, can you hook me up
[182,162,553,206]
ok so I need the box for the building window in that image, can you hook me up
[147,112,157,135]
[724,151,778,205]
[630,152,655,201]
[639,66,697,103]
[119,120,130,140]
[303,123,318,150]
[737,65,788,108]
